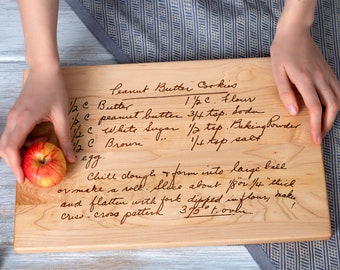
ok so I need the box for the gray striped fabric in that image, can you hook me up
[74,0,284,63]
[66,1,340,269]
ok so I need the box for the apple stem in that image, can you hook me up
[40,155,48,165]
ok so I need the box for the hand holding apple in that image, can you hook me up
[23,141,67,187]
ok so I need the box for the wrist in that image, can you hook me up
[26,54,61,74]
[277,0,317,36]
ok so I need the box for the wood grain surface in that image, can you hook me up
[14,58,331,253]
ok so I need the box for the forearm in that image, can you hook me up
[18,0,60,71]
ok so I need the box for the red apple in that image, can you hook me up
[23,141,67,187]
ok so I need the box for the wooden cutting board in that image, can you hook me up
[14,58,330,253]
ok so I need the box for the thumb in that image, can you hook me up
[53,114,76,163]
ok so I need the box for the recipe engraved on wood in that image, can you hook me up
[15,60,330,251]
[57,77,302,227]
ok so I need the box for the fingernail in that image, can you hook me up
[316,136,322,145]
[288,105,298,115]
[67,150,76,162]
[17,177,24,184]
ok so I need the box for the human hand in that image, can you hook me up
[271,26,340,144]
[0,67,76,183]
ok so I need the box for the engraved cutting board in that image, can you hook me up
[14,58,331,253]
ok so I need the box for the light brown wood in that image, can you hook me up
[14,58,330,253]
